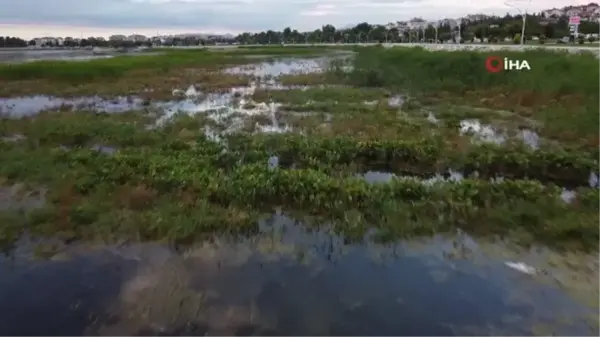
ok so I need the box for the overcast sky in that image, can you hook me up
[0,0,589,39]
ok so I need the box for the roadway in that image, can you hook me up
[203,42,600,54]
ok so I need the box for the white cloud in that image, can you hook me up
[0,0,590,39]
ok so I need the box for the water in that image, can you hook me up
[0,57,321,135]
[0,86,293,135]
[224,58,330,77]
[0,95,146,117]
[0,213,596,335]
[459,119,540,150]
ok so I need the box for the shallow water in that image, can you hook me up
[0,95,147,117]
[0,52,115,64]
[459,119,540,150]
[0,212,597,335]
[224,58,330,77]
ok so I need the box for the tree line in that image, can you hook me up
[234,14,600,44]
[1,13,598,48]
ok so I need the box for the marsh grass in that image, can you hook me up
[335,46,599,152]
[0,47,338,97]
[252,87,389,105]
[7,141,595,249]
[0,110,162,148]
[277,73,350,86]
[0,123,598,250]
[0,46,598,253]
[0,50,243,82]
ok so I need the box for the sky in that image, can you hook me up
[0,0,591,39]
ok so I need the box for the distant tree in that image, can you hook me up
[513,33,521,44]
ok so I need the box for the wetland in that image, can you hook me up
[0,45,598,335]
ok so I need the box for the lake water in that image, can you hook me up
[0,211,597,335]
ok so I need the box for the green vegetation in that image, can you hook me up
[0,45,598,253]
[0,46,345,98]
[0,133,597,250]
[335,47,599,149]
[0,50,239,82]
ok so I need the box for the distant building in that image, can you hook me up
[127,34,147,42]
[33,37,59,47]
[109,35,127,41]
[542,8,563,18]
[566,7,583,17]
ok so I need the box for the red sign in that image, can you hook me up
[569,16,580,25]
[485,56,503,73]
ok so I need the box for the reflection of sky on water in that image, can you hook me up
[0,212,596,335]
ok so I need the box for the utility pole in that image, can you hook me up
[505,0,532,45]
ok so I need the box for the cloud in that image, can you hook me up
[0,0,589,38]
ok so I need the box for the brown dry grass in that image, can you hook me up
[117,184,158,211]
[278,73,331,86]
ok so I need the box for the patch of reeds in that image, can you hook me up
[332,46,599,153]
[0,50,245,82]
[339,46,599,99]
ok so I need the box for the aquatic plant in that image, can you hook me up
[225,134,598,188]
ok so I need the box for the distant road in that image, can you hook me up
[218,42,599,52]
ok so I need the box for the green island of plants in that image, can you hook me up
[0,46,598,253]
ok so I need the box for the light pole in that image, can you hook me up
[432,21,440,43]
[505,0,532,45]
[366,28,375,44]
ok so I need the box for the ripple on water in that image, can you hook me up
[0,213,597,335]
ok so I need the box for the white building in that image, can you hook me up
[33,37,59,47]
[542,8,563,17]
[566,8,583,17]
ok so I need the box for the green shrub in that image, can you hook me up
[513,33,521,44]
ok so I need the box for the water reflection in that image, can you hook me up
[224,58,330,77]
[0,213,596,335]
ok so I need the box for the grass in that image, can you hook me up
[0,47,342,98]
[0,135,597,250]
[333,46,599,150]
[0,45,598,253]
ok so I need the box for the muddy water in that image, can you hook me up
[0,212,597,335]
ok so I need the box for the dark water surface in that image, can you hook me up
[0,211,597,336]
